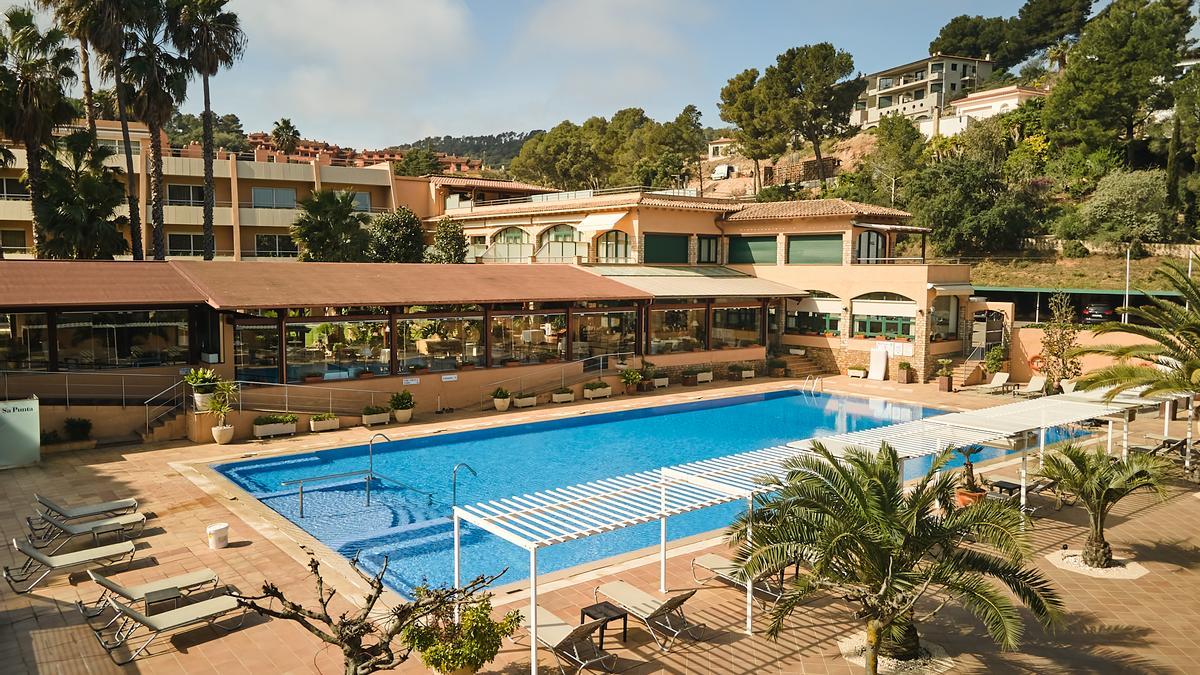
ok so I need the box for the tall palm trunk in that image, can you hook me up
[201,73,215,260]
[113,66,144,261]
[78,38,96,138]
[23,137,46,258]
[1083,512,1112,568]
[147,121,166,260]
[864,618,881,675]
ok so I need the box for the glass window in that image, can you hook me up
[0,178,28,199]
[1,230,27,254]
[397,316,485,372]
[57,310,189,370]
[711,306,762,349]
[851,315,914,339]
[537,225,584,262]
[855,231,887,263]
[728,237,777,265]
[643,234,689,264]
[349,192,371,212]
[250,187,297,209]
[787,234,842,264]
[950,83,957,91]
[878,77,894,89]
[489,227,531,262]
[571,311,636,360]
[951,63,958,71]
[596,231,631,263]
[878,96,893,109]
[931,62,944,73]
[782,297,840,336]
[254,234,298,257]
[931,295,960,341]
[0,312,49,369]
[97,138,140,155]
[490,313,566,365]
[234,324,280,383]
[166,184,205,206]
[284,320,390,383]
[168,233,204,256]
[648,308,705,354]
[697,235,719,264]
[913,89,925,100]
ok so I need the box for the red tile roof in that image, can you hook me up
[427,176,554,193]
[723,199,911,221]
[442,192,741,221]
[0,260,205,308]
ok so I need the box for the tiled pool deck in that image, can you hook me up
[3,377,1200,673]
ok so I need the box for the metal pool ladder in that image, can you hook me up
[280,433,435,517]
[800,376,824,394]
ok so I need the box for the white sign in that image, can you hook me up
[0,397,40,469]
[402,377,420,385]
[441,374,459,382]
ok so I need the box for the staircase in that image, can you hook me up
[928,357,983,386]
[776,353,828,378]
[140,408,185,444]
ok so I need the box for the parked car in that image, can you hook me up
[1081,302,1115,324]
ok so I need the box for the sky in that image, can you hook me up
[8,0,1198,150]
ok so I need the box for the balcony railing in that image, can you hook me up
[853,256,928,265]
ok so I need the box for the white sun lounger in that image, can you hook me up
[29,494,138,536]
[867,349,887,381]
[4,537,135,594]
[78,568,220,622]
[976,372,1010,394]
[691,553,783,606]
[29,511,146,553]
[1014,375,1047,398]
[526,608,615,674]
[595,581,706,652]
[95,594,244,664]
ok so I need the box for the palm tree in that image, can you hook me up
[730,442,1063,675]
[271,117,299,156]
[0,7,77,258]
[122,5,189,260]
[88,0,147,260]
[290,189,370,262]
[1038,444,1174,568]
[168,0,244,261]
[1074,262,1200,399]
[40,129,129,259]
[1046,40,1070,74]
[35,0,98,138]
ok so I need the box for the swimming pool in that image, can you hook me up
[215,391,1022,594]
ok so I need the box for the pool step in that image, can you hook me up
[334,517,455,556]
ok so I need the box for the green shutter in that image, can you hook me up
[728,237,777,264]
[787,234,843,264]
[643,234,689,264]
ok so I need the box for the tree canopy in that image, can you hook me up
[930,0,1094,70]
[39,130,129,259]
[166,110,249,151]
[366,208,425,262]
[291,189,370,262]
[425,217,468,263]
[393,146,442,176]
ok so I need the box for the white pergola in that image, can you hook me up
[452,391,1148,674]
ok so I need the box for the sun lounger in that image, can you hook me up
[867,349,887,381]
[1059,379,1077,393]
[95,594,244,664]
[3,537,135,594]
[78,568,219,622]
[526,608,615,674]
[691,553,783,606]
[595,581,706,652]
[976,372,1010,394]
[30,494,138,536]
[28,511,146,553]
[1014,375,1047,398]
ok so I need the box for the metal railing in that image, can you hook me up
[852,256,929,265]
[282,470,373,518]
[452,462,476,508]
[476,351,635,409]
[0,369,181,408]
[463,185,701,210]
[280,435,435,518]
[144,380,187,434]
[234,380,387,416]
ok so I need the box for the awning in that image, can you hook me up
[929,283,974,296]
[576,211,628,233]
[857,223,930,233]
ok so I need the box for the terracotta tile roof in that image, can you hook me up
[426,176,554,193]
[723,199,911,221]
[0,260,205,308]
[440,191,741,221]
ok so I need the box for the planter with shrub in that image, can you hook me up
[206,380,239,444]
[767,358,787,377]
[491,387,512,411]
[620,368,643,395]
[936,358,954,392]
[64,417,92,442]
[184,368,220,408]
[728,363,754,381]
[583,381,612,400]
[513,392,537,408]
[682,368,699,386]
[953,446,988,506]
[361,405,391,426]
[390,390,416,423]
[309,412,340,433]
[551,387,575,403]
[696,368,714,383]
[253,413,298,439]
[896,361,914,384]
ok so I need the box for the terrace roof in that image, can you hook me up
[0,260,205,308]
[592,265,806,299]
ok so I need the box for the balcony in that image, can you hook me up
[238,204,300,228]
[0,197,32,219]
[164,202,235,226]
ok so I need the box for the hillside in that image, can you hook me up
[391,131,541,167]
[969,255,1176,292]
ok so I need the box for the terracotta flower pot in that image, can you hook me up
[955,488,987,507]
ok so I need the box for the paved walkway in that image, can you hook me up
[1,378,1197,673]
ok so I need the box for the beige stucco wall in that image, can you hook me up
[1008,326,1154,383]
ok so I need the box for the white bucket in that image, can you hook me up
[206,522,229,549]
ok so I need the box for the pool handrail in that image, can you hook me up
[452,462,477,508]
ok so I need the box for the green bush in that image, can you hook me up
[183,368,220,393]
[1060,239,1090,258]
[553,387,572,395]
[63,417,92,441]
[403,594,521,673]
[620,368,643,385]
[362,405,389,416]
[311,412,337,422]
[583,381,609,390]
[491,387,511,399]
[254,414,297,425]
[985,345,1008,373]
[936,358,954,377]
[40,429,61,445]
[767,358,787,369]
[728,363,747,373]
[389,390,415,410]
[897,361,912,371]
[682,367,700,376]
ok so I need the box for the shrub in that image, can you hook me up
[682,367,700,376]
[514,392,534,399]
[936,359,954,377]
[63,417,92,441]
[490,387,510,399]
[40,429,61,445]
[402,594,521,673]
[985,345,1008,373]
[1078,170,1170,245]
[183,367,220,393]
[389,390,415,410]
[620,369,643,385]
[311,412,337,422]
[583,381,609,390]
[362,405,389,416]
[728,363,747,373]
[254,414,297,425]
[1060,239,1090,258]
[767,358,787,369]
[897,361,912,371]
[553,387,572,395]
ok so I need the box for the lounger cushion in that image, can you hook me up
[113,594,239,632]
[525,608,572,647]
[36,495,137,519]
[15,538,134,568]
[89,568,217,602]
[597,581,662,619]
[694,553,742,580]
[46,512,145,536]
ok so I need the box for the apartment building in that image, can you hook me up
[247,133,483,173]
[0,120,549,259]
[853,53,994,129]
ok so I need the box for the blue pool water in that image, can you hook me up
[214,391,1045,594]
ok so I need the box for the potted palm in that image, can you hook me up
[309,412,340,433]
[953,445,988,506]
[896,361,914,384]
[253,413,298,439]
[767,358,787,377]
[936,358,954,392]
[491,387,512,411]
[620,368,643,395]
[513,391,537,408]
[390,390,416,423]
[361,405,391,426]
[206,380,238,445]
[583,380,612,400]
[402,593,521,675]
[551,387,575,403]
[185,368,221,408]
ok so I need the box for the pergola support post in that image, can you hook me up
[453,512,461,623]
[1107,418,1114,455]
[659,478,667,594]
[529,547,539,675]
[1038,426,1045,470]
[1123,416,1130,460]
[745,495,753,635]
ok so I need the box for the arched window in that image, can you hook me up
[850,292,917,339]
[537,225,583,262]
[493,227,529,244]
[538,224,580,246]
[595,231,631,263]
[490,227,531,262]
[855,230,887,263]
